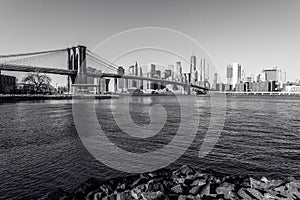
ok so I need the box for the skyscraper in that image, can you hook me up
[227,64,233,85]
[200,58,206,82]
[205,63,209,81]
[232,63,242,89]
[190,55,196,83]
[213,73,218,85]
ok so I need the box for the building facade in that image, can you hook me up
[0,72,16,94]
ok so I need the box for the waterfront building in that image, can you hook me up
[216,83,225,91]
[285,85,300,92]
[0,72,16,94]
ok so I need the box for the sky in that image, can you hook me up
[0,0,299,85]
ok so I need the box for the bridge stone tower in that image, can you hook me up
[67,45,87,93]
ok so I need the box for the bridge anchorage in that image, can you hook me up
[0,45,210,95]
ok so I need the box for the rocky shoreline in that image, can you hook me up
[39,165,300,200]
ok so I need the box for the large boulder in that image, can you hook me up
[199,183,211,198]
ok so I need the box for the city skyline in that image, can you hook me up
[0,0,299,86]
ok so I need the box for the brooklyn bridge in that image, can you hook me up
[0,45,209,95]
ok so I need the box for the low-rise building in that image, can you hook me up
[0,72,16,94]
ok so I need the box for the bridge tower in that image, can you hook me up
[67,45,87,93]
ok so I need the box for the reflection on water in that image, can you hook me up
[0,96,299,199]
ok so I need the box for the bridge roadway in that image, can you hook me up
[0,64,208,90]
[0,63,77,76]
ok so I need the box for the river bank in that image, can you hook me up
[0,94,119,102]
[39,165,300,200]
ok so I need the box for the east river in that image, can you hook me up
[0,95,299,199]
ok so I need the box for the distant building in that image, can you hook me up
[16,83,35,94]
[213,73,218,90]
[190,55,196,83]
[155,70,161,78]
[232,63,242,90]
[226,64,233,85]
[263,68,277,81]
[200,58,206,82]
[262,67,286,83]
[0,72,16,94]
[257,73,266,82]
[285,85,300,92]
[205,63,209,81]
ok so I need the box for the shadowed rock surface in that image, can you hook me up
[39,165,300,200]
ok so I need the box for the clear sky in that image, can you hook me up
[0,0,299,85]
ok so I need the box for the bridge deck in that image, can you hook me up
[0,64,77,76]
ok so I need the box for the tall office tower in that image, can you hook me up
[278,70,286,83]
[213,73,218,85]
[168,65,174,80]
[139,67,143,89]
[227,64,233,85]
[155,70,161,78]
[213,73,218,90]
[263,68,277,81]
[148,63,156,89]
[165,69,172,80]
[232,63,242,88]
[134,61,138,76]
[190,55,196,83]
[262,67,286,83]
[201,58,206,82]
[175,61,182,81]
[205,63,209,81]
[241,70,246,83]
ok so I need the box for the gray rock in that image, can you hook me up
[93,192,105,200]
[215,182,236,200]
[199,183,210,198]
[263,192,276,200]
[103,193,116,200]
[116,190,133,200]
[178,195,200,200]
[190,179,206,187]
[86,190,103,200]
[173,165,195,177]
[189,185,201,195]
[173,177,185,184]
[250,177,269,190]
[237,188,253,200]
[171,184,183,194]
[245,188,264,200]
[141,191,168,200]
[131,187,143,200]
[147,180,164,192]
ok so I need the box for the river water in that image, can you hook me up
[0,95,299,199]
